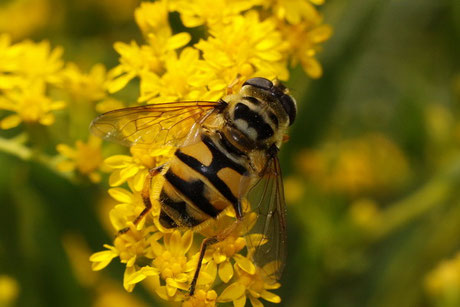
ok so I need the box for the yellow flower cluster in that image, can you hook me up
[425,252,460,304]
[0,33,110,182]
[297,133,410,196]
[0,34,65,129]
[90,1,332,306]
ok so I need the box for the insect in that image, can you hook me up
[90,77,296,294]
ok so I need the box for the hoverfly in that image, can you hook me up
[90,77,296,294]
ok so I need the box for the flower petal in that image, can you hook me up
[0,114,21,129]
[108,187,133,203]
[260,290,281,303]
[218,260,233,283]
[249,296,263,307]
[218,282,246,302]
[166,32,191,50]
[234,254,256,275]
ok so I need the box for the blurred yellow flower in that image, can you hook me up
[0,275,19,305]
[425,252,460,302]
[349,198,381,230]
[298,133,410,196]
[0,0,51,40]
[171,0,262,27]
[61,63,108,102]
[0,81,66,129]
[0,34,66,129]
[266,0,322,25]
[281,22,332,78]
[283,176,304,203]
[56,135,104,182]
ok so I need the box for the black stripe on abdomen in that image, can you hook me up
[159,191,202,228]
[164,170,222,218]
[175,135,246,207]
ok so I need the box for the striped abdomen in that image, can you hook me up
[159,134,248,229]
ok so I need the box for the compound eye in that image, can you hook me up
[243,77,273,91]
[280,94,297,125]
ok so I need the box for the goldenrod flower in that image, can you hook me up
[150,230,196,298]
[297,133,410,195]
[56,135,104,182]
[281,22,332,78]
[425,252,460,300]
[183,289,218,307]
[61,63,108,102]
[0,37,63,84]
[108,1,191,94]
[196,11,289,88]
[199,211,258,284]
[0,34,66,129]
[0,275,19,305]
[104,144,174,189]
[170,0,262,27]
[266,0,322,25]
[0,81,66,129]
[108,184,149,232]
[140,48,216,103]
[0,0,50,40]
[218,262,281,306]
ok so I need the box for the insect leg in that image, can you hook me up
[189,236,218,296]
[118,164,165,235]
[189,217,243,295]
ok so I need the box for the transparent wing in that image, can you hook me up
[90,101,221,147]
[245,156,287,281]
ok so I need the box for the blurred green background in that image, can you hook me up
[1,0,460,306]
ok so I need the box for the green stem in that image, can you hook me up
[374,158,460,238]
[0,135,32,160]
[0,135,71,180]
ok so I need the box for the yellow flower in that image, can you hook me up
[135,1,171,36]
[183,289,218,307]
[218,262,281,306]
[196,11,289,88]
[0,0,50,40]
[281,22,332,78]
[107,41,162,93]
[56,135,104,182]
[150,230,199,298]
[108,2,191,94]
[266,0,322,25]
[349,198,382,231]
[90,244,119,271]
[0,81,66,129]
[90,225,160,282]
[140,47,216,103]
[11,39,63,84]
[200,211,258,284]
[171,0,262,27]
[0,34,63,83]
[297,133,410,195]
[108,185,149,232]
[425,252,460,298]
[0,275,19,305]
[61,63,108,102]
[104,144,174,190]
